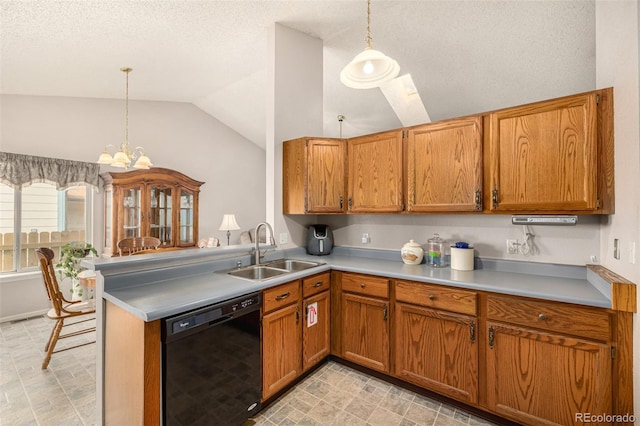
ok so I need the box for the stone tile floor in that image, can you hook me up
[1,315,502,426]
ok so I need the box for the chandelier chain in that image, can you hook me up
[365,0,372,48]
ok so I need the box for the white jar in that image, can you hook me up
[401,240,424,264]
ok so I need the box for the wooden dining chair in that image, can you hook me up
[117,236,161,256]
[36,248,96,369]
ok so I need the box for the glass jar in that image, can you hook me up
[426,233,448,267]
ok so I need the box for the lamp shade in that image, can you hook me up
[340,47,400,89]
[133,154,152,169]
[218,214,240,231]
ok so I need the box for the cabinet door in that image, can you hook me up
[118,184,143,241]
[177,189,197,246]
[262,303,302,400]
[307,139,346,213]
[148,185,173,246]
[303,290,330,371]
[348,131,403,213]
[488,93,598,211]
[395,303,478,404]
[341,292,389,372]
[486,322,612,425]
[406,117,483,212]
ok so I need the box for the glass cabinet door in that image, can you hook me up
[149,186,173,246]
[179,190,194,245]
[122,186,142,238]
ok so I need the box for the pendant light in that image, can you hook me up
[340,0,400,89]
[97,67,153,169]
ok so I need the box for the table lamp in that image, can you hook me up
[218,214,240,245]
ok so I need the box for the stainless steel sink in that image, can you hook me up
[223,258,324,282]
[264,259,324,271]
[227,265,289,281]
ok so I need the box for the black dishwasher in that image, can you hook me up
[161,292,262,426]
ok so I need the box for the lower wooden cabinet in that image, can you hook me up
[262,273,331,400]
[394,302,478,404]
[262,281,302,400]
[339,273,390,373]
[303,290,330,370]
[485,322,612,425]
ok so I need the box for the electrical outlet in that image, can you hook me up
[362,233,370,244]
[506,239,519,254]
[279,233,288,244]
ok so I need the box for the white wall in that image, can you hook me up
[0,94,266,321]
[595,0,640,417]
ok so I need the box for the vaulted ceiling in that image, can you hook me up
[1,1,595,149]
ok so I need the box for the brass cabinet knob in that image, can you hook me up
[428,294,435,300]
[538,313,547,320]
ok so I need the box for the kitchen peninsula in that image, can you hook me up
[86,245,635,426]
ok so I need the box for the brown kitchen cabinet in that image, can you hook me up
[347,130,403,213]
[485,295,613,425]
[283,138,347,214]
[339,272,390,373]
[262,280,302,400]
[394,281,479,404]
[405,116,484,212]
[302,273,331,371]
[486,88,614,213]
[101,167,204,256]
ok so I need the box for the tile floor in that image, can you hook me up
[1,315,503,426]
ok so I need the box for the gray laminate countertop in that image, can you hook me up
[97,247,611,322]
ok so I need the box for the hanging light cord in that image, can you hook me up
[365,0,372,49]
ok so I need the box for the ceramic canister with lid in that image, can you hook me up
[450,241,475,271]
[401,240,424,264]
[426,233,448,267]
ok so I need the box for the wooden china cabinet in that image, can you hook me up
[101,168,204,256]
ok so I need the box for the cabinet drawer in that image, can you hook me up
[396,280,477,316]
[487,296,611,341]
[263,281,300,314]
[302,272,331,298]
[341,273,389,299]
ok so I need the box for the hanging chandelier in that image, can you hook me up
[97,67,152,169]
[340,0,400,89]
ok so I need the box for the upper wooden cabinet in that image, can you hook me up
[282,88,614,215]
[486,88,614,213]
[347,130,403,213]
[405,116,483,212]
[283,138,346,214]
[101,168,204,256]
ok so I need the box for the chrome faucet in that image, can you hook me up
[254,222,275,265]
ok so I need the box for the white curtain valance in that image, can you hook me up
[0,152,100,191]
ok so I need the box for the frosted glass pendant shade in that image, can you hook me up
[340,47,400,89]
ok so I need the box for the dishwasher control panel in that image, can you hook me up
[162,292,261,340]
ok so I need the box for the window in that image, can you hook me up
[0,182,93,272]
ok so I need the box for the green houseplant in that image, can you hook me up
[56,242,98,299]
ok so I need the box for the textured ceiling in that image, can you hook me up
[1,1,595,148]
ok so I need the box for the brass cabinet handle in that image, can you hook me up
[339,195,343,209]
[469,321,476,343]
[312,281,323,288]
[492,188,499,209]
[383,304,388,321]
[474,189,482,210]
[348,196,353,210]
[275,292,290,301]
[538,313,547,321]
[488,326,495,349]
[296,306,300,324]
